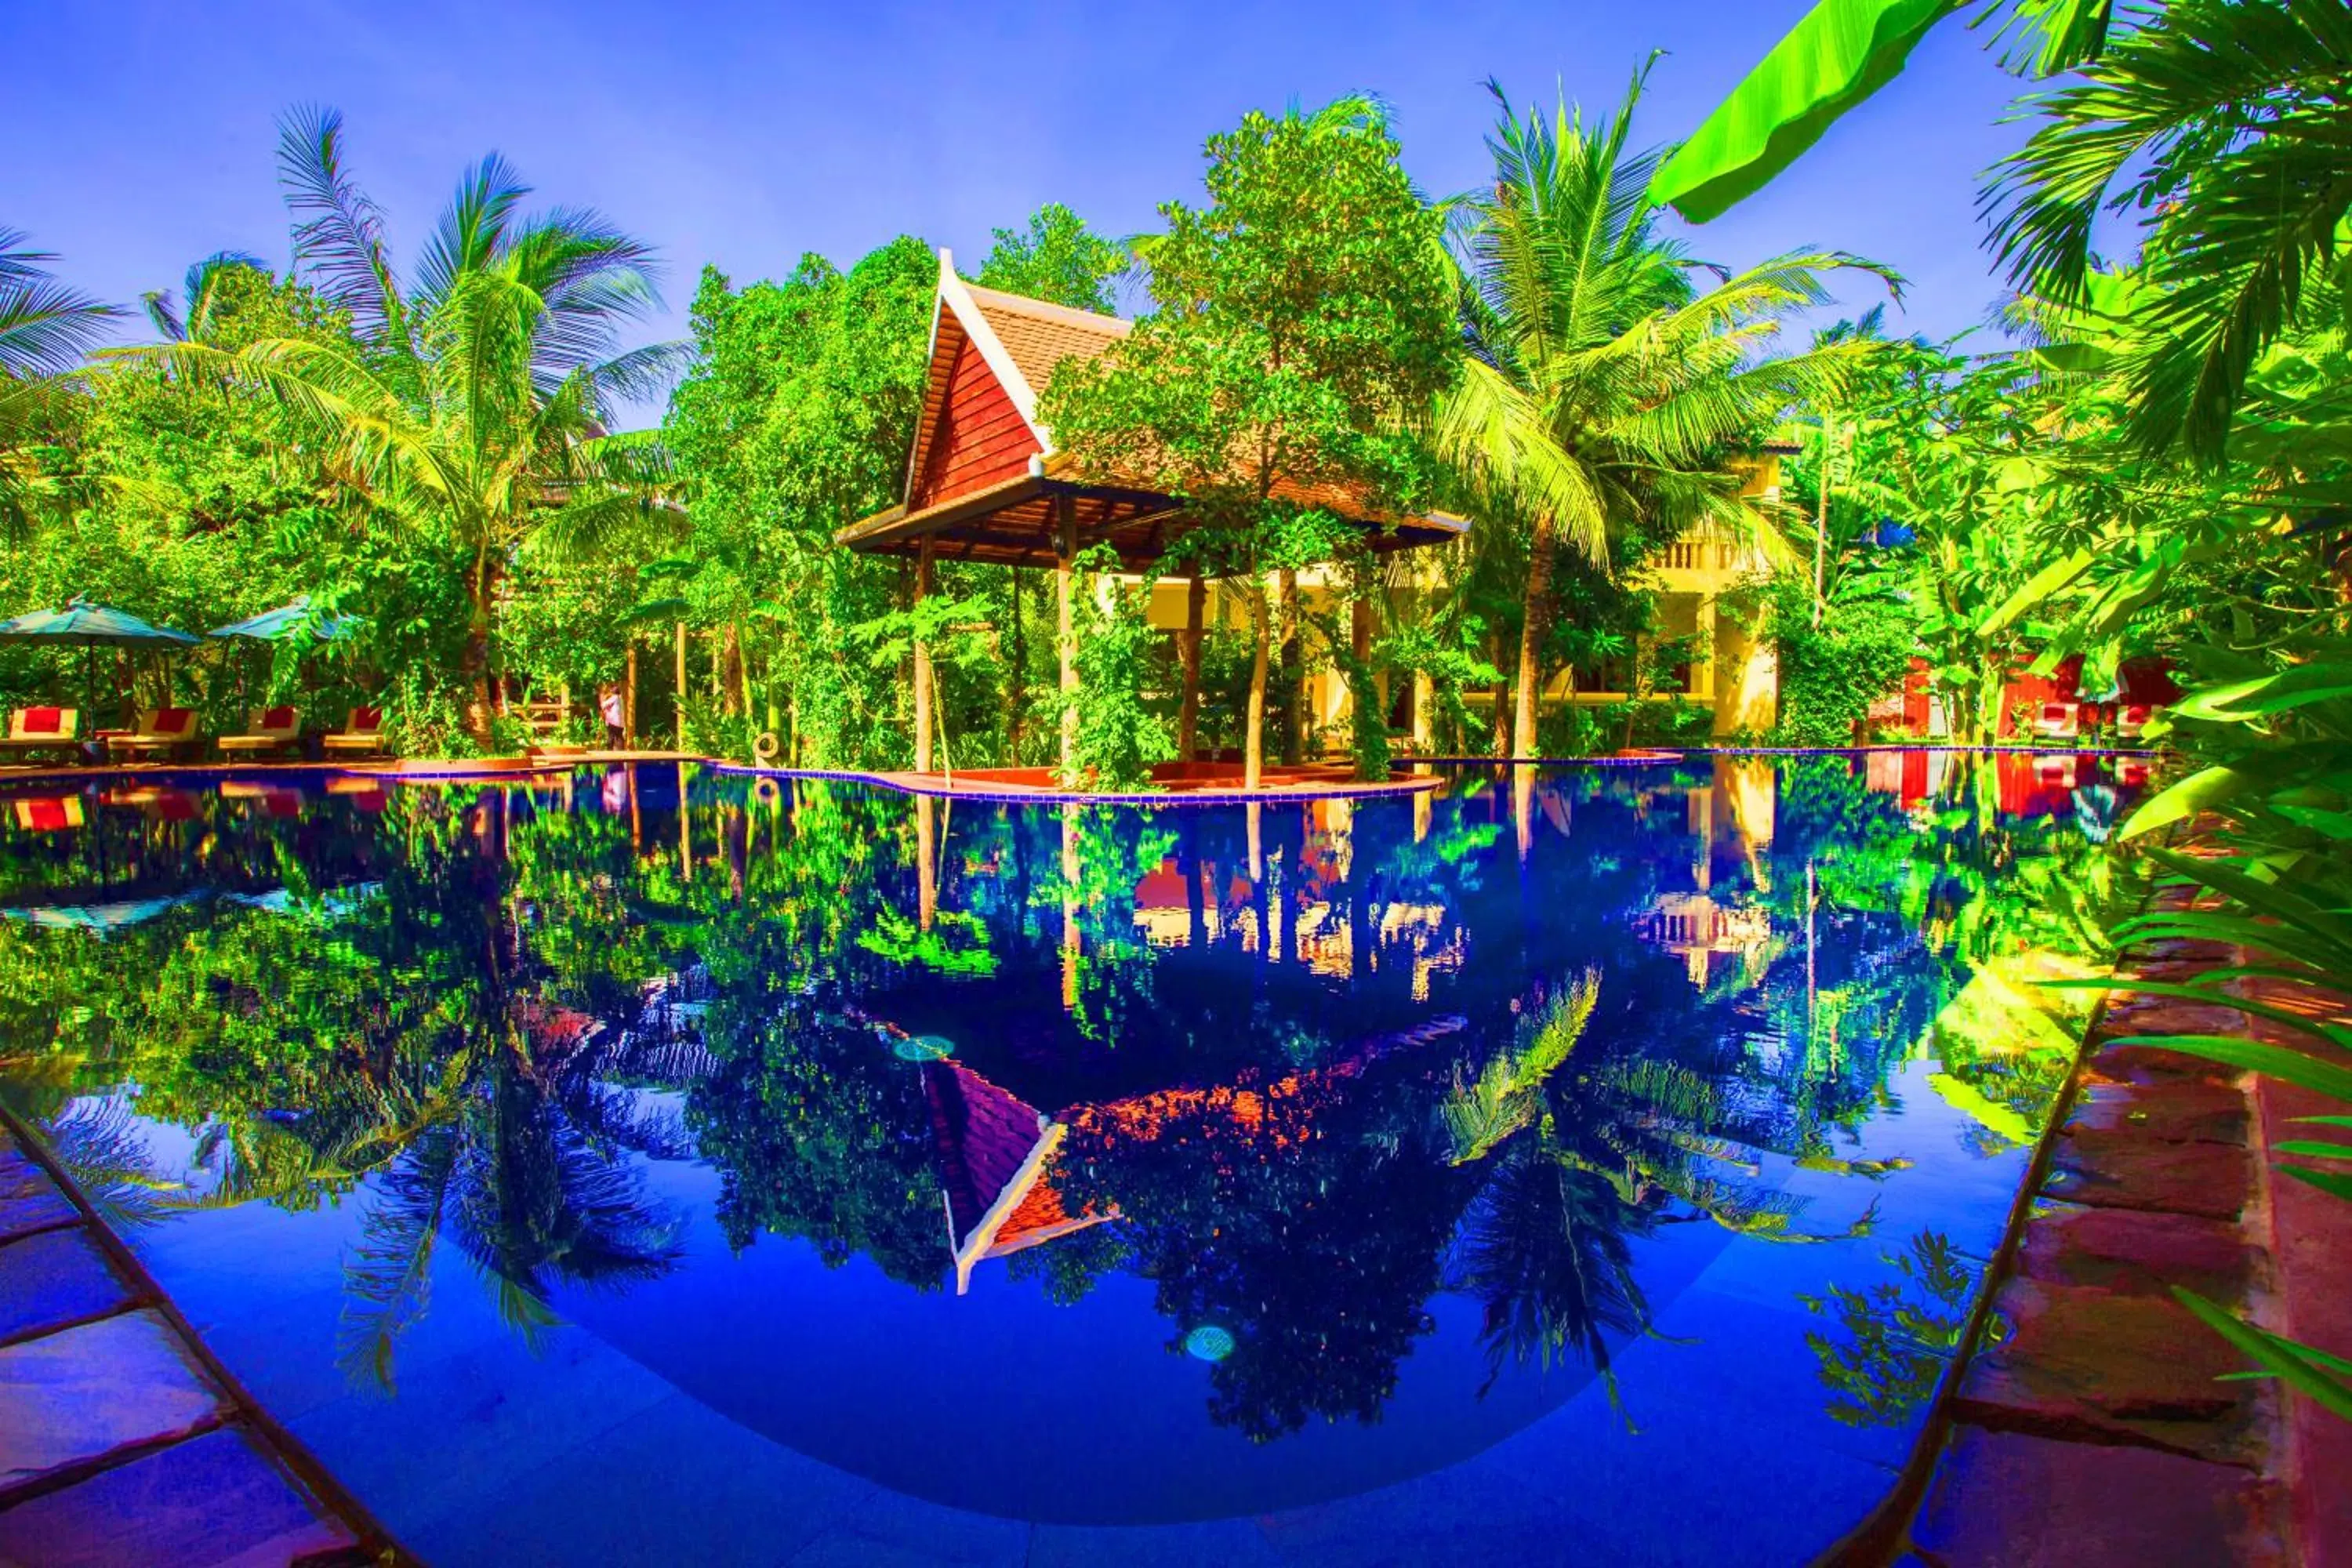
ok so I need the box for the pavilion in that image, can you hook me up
[837,250,1468,779]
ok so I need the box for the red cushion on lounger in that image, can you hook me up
[21,707,63,735]
[260,706,297,731]
[351,706,382,731]
[17,798,73,831]
[153,707,194,735]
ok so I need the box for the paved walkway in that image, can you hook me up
[0,1116,389,1567]
[1871,917,2350,1566]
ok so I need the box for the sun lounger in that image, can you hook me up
[2031,700,2080,741]
[0,707,81,764]
[319,706,386,757]
[9,795,85,830]
[103,706,202,760]
[216,706,301,759]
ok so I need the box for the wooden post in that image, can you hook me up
[1178,574,1206,762]
[1054,494,1078,781]
[913,539,935,775]
[624,644,639,750]
[673,621,689,750]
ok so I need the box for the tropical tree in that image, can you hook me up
[115,108,686,742]
[1044,98,1457,787]
[0,232,120,537]
[0,229,119,378]
[1438,73,1888,759]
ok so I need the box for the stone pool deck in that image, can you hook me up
[1869,928,2351,1567]
[0,1115,392,1566]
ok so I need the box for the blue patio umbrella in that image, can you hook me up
[0,596,201,724]
[1,889,208,936]
[208,596,364,643]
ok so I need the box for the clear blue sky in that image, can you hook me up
[8,1,2027,426]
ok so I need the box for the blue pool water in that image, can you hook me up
[0,753,2140,1564]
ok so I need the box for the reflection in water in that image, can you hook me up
[0,752,2132,1472]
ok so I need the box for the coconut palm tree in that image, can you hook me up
[0,230,118,378]
[1438,72,1889,760]
[1987,0,2352,460]
[119,109,687,740]
[0,232,121,536]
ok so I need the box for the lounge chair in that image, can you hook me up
[320,706,387,758]
[2116,702,2154,741]
[9,795,85,831]
[2031,701,2080,741]
[0,707,80,764]
[216,706,301,760]
[103,706,201,761]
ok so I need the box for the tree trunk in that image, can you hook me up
[1276,568,1301,765]
[1007,567,1027,764]
[1178,575,1206,762]
[720,622,745,717]
[463,547,498,746]
[1244,575,1270,789]
[1512,513,1559,760]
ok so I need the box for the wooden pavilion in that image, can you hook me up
[837,250,1467,779]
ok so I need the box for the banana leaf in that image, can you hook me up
[1649,0,1959,223]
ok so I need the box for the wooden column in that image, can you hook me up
[1054,493,1078,779]
[1178,575,1207,762]
[624,644,639,750]
[673,621,689,750]
[913,539,935,775]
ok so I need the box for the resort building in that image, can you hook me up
[841,251,1788,765]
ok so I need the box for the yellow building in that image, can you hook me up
[1133,441,1793,752]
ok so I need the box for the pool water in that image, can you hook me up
[0,753,2140,1565]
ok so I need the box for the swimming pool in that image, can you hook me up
[0,753,2140,1564]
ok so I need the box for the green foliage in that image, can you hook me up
[974,204,1127,314]
[1062,545,1174,789]
[1043,98,1454,778]
[1766,572,1916,746]
[662,241,938,768]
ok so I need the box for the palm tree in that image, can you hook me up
[0,231,121,535]
[121,108,686,739]
[140,251,271,343]
[1987,0,2352,460]
[0,230,119,378]
[1437,72,1888,760]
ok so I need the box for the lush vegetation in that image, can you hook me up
[3,0,2349,1426]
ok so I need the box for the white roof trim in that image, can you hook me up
[900,254,954,505]
[936,254,1053,457]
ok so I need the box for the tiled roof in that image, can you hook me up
[923,1060,1051,1248]
[960,283,1129,403]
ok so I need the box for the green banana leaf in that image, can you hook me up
[1649,0,1959,223]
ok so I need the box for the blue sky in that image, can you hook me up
[9,1,2027,426]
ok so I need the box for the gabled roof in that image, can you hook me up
[841,249,1468,571]
[899,254,1130,510]
[922,1058,1110,1294]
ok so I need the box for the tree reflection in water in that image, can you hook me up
[0,752,2132,1428]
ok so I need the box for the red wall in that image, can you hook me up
[910,334,1041,510]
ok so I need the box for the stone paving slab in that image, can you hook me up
[0,1228,136,1345]
[1912,1425,2285,1567]
[1957,1272,2263,1464]
[0,1145,79,1241]
[0,1424,359,1568]
[2044,1123,2249,1222]
[2063,1077,2248,1145]
[0,1308,227,1493]
[2016,1200,2256,1301]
